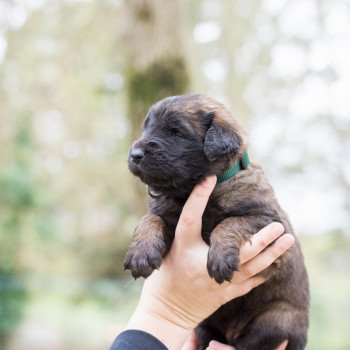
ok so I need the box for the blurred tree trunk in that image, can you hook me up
[221,1,262,129]
[122,0,189,215]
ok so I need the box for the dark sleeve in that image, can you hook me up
[110,329,168,350]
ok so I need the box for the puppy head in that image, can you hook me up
[128,94,247,197]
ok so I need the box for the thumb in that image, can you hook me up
[175,176,216,248]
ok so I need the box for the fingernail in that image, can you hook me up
[209,340,220,347]
[279,234,295,249]
[208,340,233,349]
[270,222,285,237]
[208,341,220,349]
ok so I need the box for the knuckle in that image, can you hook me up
[242,265,255,278]
[180,215,195,228]
[193,187,208,200]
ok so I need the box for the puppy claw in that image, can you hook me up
[124,239,165,279]
[207,244,240,284]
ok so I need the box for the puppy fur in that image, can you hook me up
[125,94,309,350]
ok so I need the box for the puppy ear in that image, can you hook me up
[204,113,242,162]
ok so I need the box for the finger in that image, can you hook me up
[181,331,198,350]
[239,223,285,264]
[276,340,288,350]
[238,234,295,282]
[224,276,265,302]
[175,176,216,247]
[207,340,236,349]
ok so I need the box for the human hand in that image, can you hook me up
[126,176,295,350]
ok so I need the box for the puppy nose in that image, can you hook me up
[130,147,145,164]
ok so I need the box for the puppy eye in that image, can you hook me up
[170,128,185,138]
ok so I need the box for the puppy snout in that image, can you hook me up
[130,147,145,164]
[130,139,160,164]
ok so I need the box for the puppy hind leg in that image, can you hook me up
[195,324,227,350]
[285,334,308,350]
[231,304,308,350]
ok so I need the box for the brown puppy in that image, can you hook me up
[125,94,309,350]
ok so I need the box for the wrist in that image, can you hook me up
[126,303,193,350]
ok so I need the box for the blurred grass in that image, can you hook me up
[301,234,350,350]
[7,276,142,350]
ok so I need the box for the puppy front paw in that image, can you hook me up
[124,213,167,279]
[124,238,166,279]
[207,243,240,284]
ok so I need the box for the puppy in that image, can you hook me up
[125,94,309,350]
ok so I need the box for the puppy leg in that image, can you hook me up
[195,324,227,350]
[124,213,167,278]
[230,303,308,350]
[206,216,287,284]
[207,217,252,284]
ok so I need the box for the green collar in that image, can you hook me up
[217,151,250,183]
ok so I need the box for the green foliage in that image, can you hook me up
[0,139,36,346]
[0,170,35,210]
[0,167,28,338]
[0,108,51,346]
[0,275,27,346]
